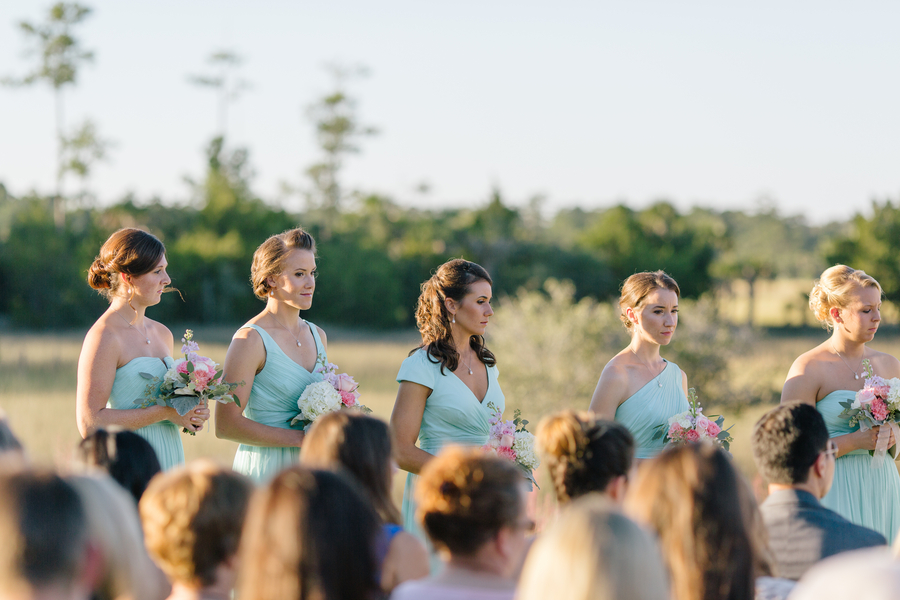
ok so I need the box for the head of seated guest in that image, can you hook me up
[0,469,100,600]
[536,411,634,505]
[139,460,253,600]
[77,427,161,503]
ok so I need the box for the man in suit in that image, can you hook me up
[751,401,886,580]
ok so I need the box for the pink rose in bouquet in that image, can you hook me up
[653,388,734,451]
[481,402,540,489]
[684,429,700,442]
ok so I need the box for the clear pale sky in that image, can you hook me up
[1,1,898,224]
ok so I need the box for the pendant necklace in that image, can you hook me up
[269,311,303,347]
[831,341,863,380]
[115,309,151,344]
[460,353,475,375]
[632,349,664,387]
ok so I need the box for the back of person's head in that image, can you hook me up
[415,446,523,556]
[518,495,668,600]
[536,411,634,503]
[139,460,253,588]
[625,444,755,600]
[300,411,401,524]
[237,467,380,600]
[78,428,161,502]
[790,548,900,600]
[751,402,829,485]
[0,469,92,599]
[67,474,167,600]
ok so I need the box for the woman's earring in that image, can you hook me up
[451,315,456,324]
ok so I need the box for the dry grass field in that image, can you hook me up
[4,325,900,488]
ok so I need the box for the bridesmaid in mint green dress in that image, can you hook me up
[391,259,502,541]
[217,228,327,483]
[782,265,900,543]
[589,271,689,459]
[77,229,209,471]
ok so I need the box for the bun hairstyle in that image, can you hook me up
[414,259,496,373]
[415,446,522,555]
[536,411,634,504]
[250,227,316,301]
[618,270,680,331]
[809,265,882,330]
[87,228,166,301]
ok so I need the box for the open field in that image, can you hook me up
[4,326,900,485]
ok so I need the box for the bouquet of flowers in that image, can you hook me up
[135,330,242,435]
[481,402,540,489]
[289,359,370,430]
[838,359,900,466]
[652,388,734,451]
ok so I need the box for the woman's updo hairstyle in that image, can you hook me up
[414,259,496,373]
[87,228,166,300]
[536,411,634,504]
[415,447,522,555]
[250,227,316,301]
[809,265,882,330]
[618,270,680,331]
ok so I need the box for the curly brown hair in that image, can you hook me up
[413,258,496,373]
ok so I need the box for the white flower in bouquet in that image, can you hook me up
[513,430,540,470]
[297,380,342,422]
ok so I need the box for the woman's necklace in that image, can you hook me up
[460,352,475,375]
[268,310,303,347]
[831,340,863,380]
[631,349,664,387]
[115,309,151,344]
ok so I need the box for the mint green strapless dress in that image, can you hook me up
[614,360,689,459]
[232,323,326,483]
[108,356,184,471]
[817,391,900,543]
[397,348,505,542]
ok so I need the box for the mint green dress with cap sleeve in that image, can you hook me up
[231,323,326,483]
[107,356,184,471]
[817,390,900,543]
[614,360,689,459]
[397,348,505,542]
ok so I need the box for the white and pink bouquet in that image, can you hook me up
[839,359,900,465]
[652,388,733,451]
[289,359,370,429]
[481,402,540,489]
[135,330,242,435]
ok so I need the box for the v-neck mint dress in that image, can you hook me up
[108,356,184,471]
[614,360,689,459]
[397,348,505,540]
[818,390,900,543]
[232,323,327,483]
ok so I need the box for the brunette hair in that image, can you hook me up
[415,446,522,555]
[751,402,829,485]
[625,444,755,600]
[87,228,167,301]
[618,270,680,331]
[250,227,317,300]
[536,411,634,504]
[413,258,496,373]
[809,265,882,329]
[300,411,401,525]
[518,496,669,600]
[77,428,161,502]
[237,467,380,600]
[139,460,253,588]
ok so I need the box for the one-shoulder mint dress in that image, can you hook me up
[397,348,505,541]
[108,356,184,471]
[818,391,900,543]
[232,323,326,483]
[614,360,689,459]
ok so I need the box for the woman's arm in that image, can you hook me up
[587,362,629,420]
[215,328,304,448]
[76,324,204,437]
[380,531,429,592]
[390,381,435,474]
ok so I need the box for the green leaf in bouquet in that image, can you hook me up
[170,395,200,417]
[839,401,853,409]
[717,431,731,440]
[213,369,224,381]
[715,415,725,427]
[186,361,194,373]
[139,372,155,380]
[155,397,167,407]
[180,372,190,383]
[722,440,731,451]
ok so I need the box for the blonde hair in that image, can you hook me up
[250,227,316,300]
[618,271,680,331]
[809,265,882,329]
[139,460,253,587]
[518,495,668,600]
